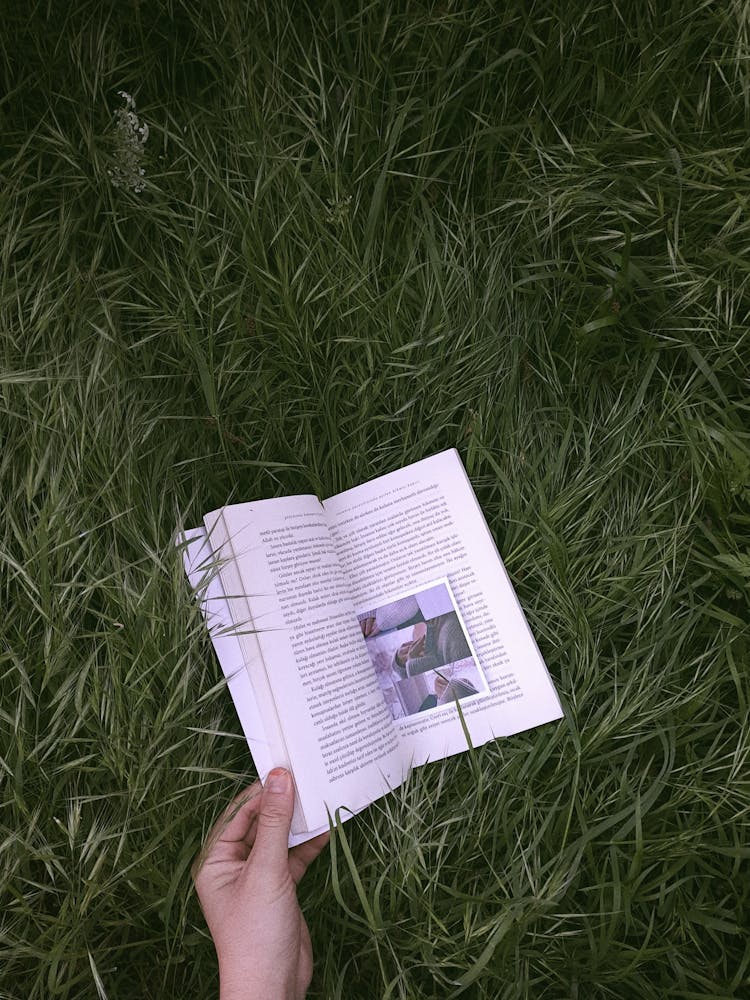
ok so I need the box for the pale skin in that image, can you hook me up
[193,769,329,1000]
[359,615,378,638]
[394,625,428,669]
[433,673,449,698]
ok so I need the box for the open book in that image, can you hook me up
[181,449,562,845]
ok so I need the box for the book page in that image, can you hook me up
[323,450,563,769]
[180,527,282,778]
[203,496,404,832]
[181,528,373,846]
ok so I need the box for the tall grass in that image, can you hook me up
[1,2,748,997]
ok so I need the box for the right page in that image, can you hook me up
[323,449,563,767]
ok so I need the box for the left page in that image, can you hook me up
[203,496,405,833]
[182,528,330,845]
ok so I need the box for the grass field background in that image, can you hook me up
[2,2,749,997]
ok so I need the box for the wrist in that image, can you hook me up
[221,991,291,1000]
[219,967,296,1000]
[220,982,291,1000]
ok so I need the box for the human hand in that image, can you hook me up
[395,641,413,668]
[406,635,426,660]
[412,622,427,643]
[433,673,449,698]
[360,615,378,638]
[193,769,329,1000]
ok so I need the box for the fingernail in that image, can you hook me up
[266,768,291,793]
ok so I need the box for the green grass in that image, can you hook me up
[1,1,749,997]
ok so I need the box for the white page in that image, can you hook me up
[203,496,405,833]
[181,528,333,845]
[181,527,279,773]
[323,449,563,769]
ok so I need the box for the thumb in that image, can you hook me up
[250,767,294,875]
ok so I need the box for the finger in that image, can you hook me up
[239,813,260,852]
[249,768,295,874]
[289,831,330,885]
[192,782,263,878]
[215,782,263,843]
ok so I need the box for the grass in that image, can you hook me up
[1,1,749,997]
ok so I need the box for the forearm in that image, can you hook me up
[220,967,298,1000]
[404,652,439,675]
